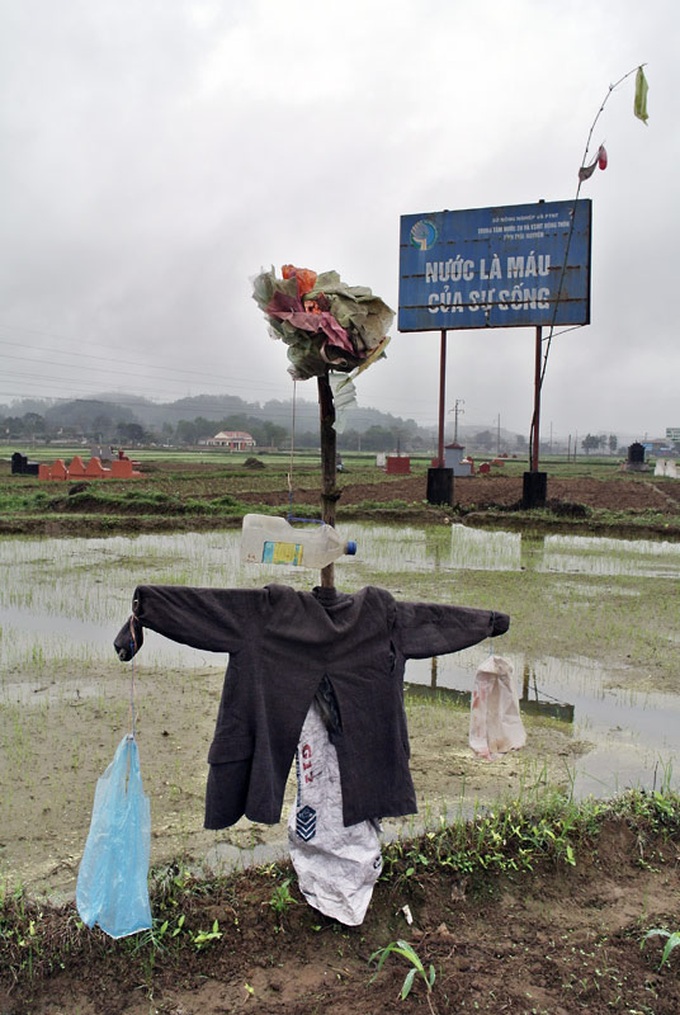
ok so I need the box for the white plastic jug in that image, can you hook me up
[240,514,357,569]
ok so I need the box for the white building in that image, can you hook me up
[206,430,256,451]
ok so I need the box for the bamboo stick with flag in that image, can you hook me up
[577,64,650,183]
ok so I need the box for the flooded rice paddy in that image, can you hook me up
[1,522,679,899]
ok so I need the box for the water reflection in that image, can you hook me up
[540,533,680,578]
[410,656,574,724]
[450,526,522,570]
[520,534,546,571]
[347,524,680,579]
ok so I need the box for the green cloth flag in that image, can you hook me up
[634,66,649,124]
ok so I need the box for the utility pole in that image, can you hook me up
[450,398,465,443]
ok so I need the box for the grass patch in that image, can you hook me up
[3,452,680,539]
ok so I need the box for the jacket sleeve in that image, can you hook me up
[114,585,266,660]
[394,601,509,659]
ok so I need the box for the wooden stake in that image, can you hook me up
[317,372,338,588]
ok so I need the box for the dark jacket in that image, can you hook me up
[115,584,509,829]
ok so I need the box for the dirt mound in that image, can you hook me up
[243,473,680,514]
[5,817,680,1015]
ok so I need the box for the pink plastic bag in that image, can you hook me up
[469,656,526,760]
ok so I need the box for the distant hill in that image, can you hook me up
[0,392,527,451]
[1,392,437,440]
[44,398,138,428]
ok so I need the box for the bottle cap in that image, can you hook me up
[345,540,357,556]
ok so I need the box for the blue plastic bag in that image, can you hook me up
[76,734,152,938]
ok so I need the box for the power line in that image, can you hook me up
[0,335,460,429]
[0,325,451,426]
[0,339,280,390]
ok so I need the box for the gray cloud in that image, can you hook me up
[1,0,677,444]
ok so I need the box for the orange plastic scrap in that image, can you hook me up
[302,295,330,316]
[281,264,317,297]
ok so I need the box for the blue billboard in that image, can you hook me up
[398,199,592,332]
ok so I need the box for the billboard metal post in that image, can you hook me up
[531,325,542,473]
[426,328,454,506]
[437,329,447,467]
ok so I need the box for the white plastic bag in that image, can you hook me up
[288,703,382,926]
[469,655,526,760]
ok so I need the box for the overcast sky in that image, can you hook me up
[1,0,677,444]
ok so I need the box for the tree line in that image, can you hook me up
[3,397,632,457]
[581,433,618,454]
[0,406,435,454]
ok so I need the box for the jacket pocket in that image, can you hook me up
[207,735,253,765]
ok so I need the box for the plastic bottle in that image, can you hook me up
[240,514,357,569]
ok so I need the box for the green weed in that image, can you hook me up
[191,918,222,950]
[642,927,680,968]
[267,878,297,928]
[370,939,437,1012]
[381,791,592,885]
